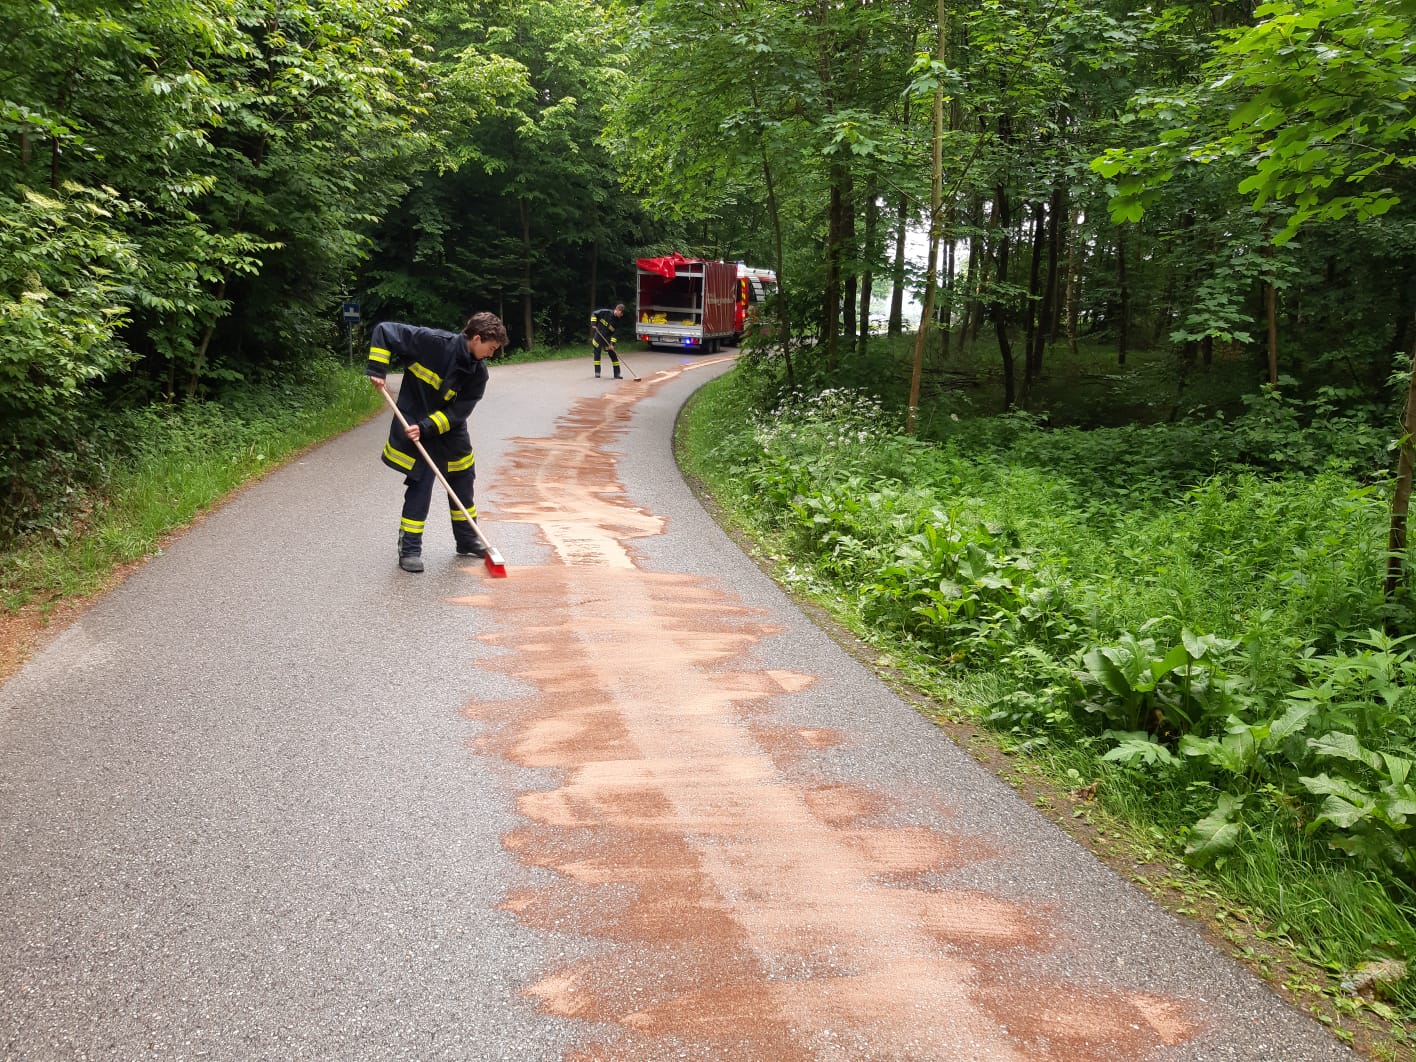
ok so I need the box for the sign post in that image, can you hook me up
[341,300,361,365]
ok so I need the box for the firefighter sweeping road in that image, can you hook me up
[0,353,1352,1061]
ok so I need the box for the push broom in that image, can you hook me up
[379,387,508,578]
[593,324,639,381]
[613,350,641,380]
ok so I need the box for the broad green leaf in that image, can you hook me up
[1268,701,1317,744]
[1186,793,1244,862]
[1152,642,1192,680]
[1083,646,1135,698]
[1380,752,1413,787]
[1308,731,1384,772]
[1315,793,1372,830]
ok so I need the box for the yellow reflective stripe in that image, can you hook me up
[450,508,478,522]
[369,346,391,365]
[447,453,475,472]
[408,361,442,389]
[430,411,450,434]
[443,388,457,402]
[400,517,425,533]
[383,441,416,471]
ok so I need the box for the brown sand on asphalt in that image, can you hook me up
[457,359,1198,1060]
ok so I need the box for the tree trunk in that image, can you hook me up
[1021,202,1045,400]
[520,198,535,350]
[888,96,910,338]
[1385,314,1416,601]
[939,98,961,341]
[588,239,599,327]
[749,81,794,385]
[993,184,1015,410]
[186,279,227,399]
[958,197,983,354]
[859,185,878,356]
[1032,185,1063,381]
[823,174,844,371]
[1265,280,1279,385]
[1043,186,1065,346]
[906,0,947,435]
[1116,225,1129,366]
[1065,204,1080,356]
[941,223,954,335]
[842,172,857,350]
[888,193,908,338]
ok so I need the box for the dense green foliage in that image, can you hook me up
[358,0,659,347]
[609,0,1415,409]
[1,0,422,543]
[0,0,667,547]
[683,357,1416,1027]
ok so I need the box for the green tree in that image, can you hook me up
[362,0,640,349]
[0,0,425,538]
[1092,0,1416,595]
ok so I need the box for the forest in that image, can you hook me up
[3,0,1415,1047]
[4,0,1411,532]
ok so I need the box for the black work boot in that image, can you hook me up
[398,530,424,572]
[453,526,487,558]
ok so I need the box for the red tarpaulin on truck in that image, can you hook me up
[636,253,695,279]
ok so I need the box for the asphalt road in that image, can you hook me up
[0,352,1353,1060]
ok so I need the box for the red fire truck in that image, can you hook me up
[734,263,778,341]
[635,255,777,352]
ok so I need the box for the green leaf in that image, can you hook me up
[1308,731,1384,772]
[1152,642,1192,681]
[1267,701,1317,744]
[1380,752,1413,788]
[1083,646,1135,698]
[1115,199,1145,224]
[1102,731,1177,767]
[1186,793,1244,862]
[1300,773,1377,829]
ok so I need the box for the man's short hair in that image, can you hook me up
[614,303,625,313]
[464,312,509,348]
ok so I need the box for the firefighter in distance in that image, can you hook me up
[590,303,624,379]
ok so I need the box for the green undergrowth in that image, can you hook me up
[678,362,1416,1050]
[0,360,382,613]
[499,342,593,365]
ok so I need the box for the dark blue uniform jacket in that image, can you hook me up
[366,321,488,481]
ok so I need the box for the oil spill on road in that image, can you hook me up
[456,359,1200,1059]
